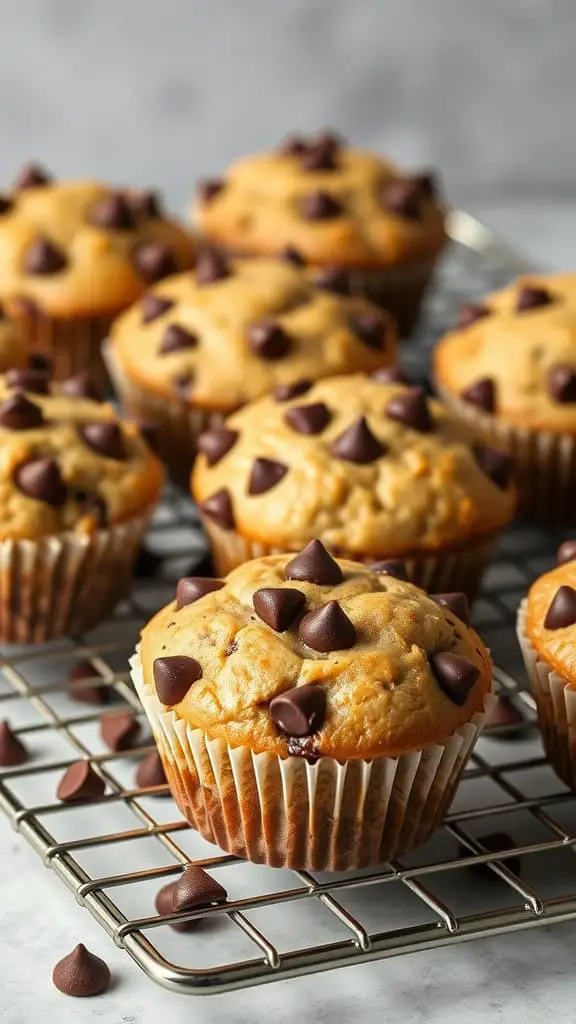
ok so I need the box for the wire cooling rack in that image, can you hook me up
[3,215,576,997]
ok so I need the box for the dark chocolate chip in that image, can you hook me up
[331,415,386,463]
[133,242,177,282]
[278,134,307,156]
[461,377,496,413]
[285,539,342,585]
[0,720,28,766]
[14,457,67,506]
[298,600,356,652]
[431,592,471,627]
[300,137,338,171]
[29,353,53,372]
[248,319,292,360]
[285,401,331,435]
[153,655,202,705]
[350,310,387,349]
[516,285,552,312]
[413,169,439,200]
[430,651,480,706]
[370,559,409,581]
[135,751,168,793]
[0,392,44,429]
[197,427,238,466]
[270,683,326,737]
[155,881,197,931]
[253,587,307,632]
[195,247,230,285]
[557,539,576,566]
[79,422,127,460]
[24,236,67,275]
[197,178,225,203]
[5,367,50,395]
[386,386,433,432]
[0,194,13,214]
[176,576,224,609]
[200,488,235,530]
[159,323,198,354]
[52,944,111,998]
[313,265,349,294]
[273,379,312,402]
[300,191,342,220]
[248,457,288,494]
[381,179,422,219]
[56,761,106,803]
[488,695,527,735]
[544,585,576,630]
[547,363,576,403]
[14,162,52,190]
[460,832,521,878]
[281,246,306,266]
[129,189,163,218]
[458,303,490,328]
[68,661,110,706]
[100,710,141,752]
[60,373,102,401]
[141,294,175,325]
[173,865,227,912]
[371,367,410,385]
[90,193,135,230]
[474,445,513,489]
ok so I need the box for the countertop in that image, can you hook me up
[2,204,575,1024]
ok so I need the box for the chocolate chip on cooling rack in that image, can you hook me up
[153,655,202,705]
[460,377,496,413]
[159,323,198,354]
[331,415,386,464]
[285,539,342,585]
[487,695,527,735]
[56,761,106,804]
[431,592,471,627]
[430,651,480,706]
[176,576,224,609]
[135,750,168,793]
[52,944,111,998]
[386,386,433,432]
[68,661,110,706]
[90,192,135,231]
[544,585,576,630]
[248,457,288,494]
[173,865,228,912]
[248,320,292,360]
[0,720,29,767]
[100,710,141,752]
[270,683,326,737]
[197,427,238,466]
[133,242,177,282]
[14,457,67,506]
[370,559,409,581]
[155,881,197,931]
[24,236,68,274]
[141,294,175,324]
[79,422,127,460]
[285,401,331,435]
[253,587,307,632]
[0,392,45,429]
[298,600,356,653]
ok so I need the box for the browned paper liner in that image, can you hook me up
[131,649,494,870]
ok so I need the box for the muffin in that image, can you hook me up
[192,373,515,596]
[434,273,576,524]
[518,539,576,788]
[0,163,195,388]
[131,545,493,869]
[193,131,447,335]
[106,254,396,485]
[0,365,163,642]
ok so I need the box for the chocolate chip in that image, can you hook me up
[29,353,53,372]
[413,169,438,200]
[90,193,135,230]
[135,751,168,793]
[544,585,576,630]
[197,427,238,466]
[300,191,342,220]
[129,189,163,218]
[68,661,110,706]
[386,386,433,432]
[141,294,175,324]
[557,539,576,565]
[285,539,342,585]
[56,761,106,803]
[176,577,224,610]
[458,303,490,328]
[195,247,230,285]
[159,323,198,354]
[155,881,196,931]
[24,236,67,275]
[516,285,552,312]
[100,710,140,752]
[547,363,576,403]
[153,655,202,705]
[278,134,307,156]
[273,379,312,402]
[15,457,67,506]
[431,592,471,626]
[430,651,480,705]
[173,865,227,912]
[488,695,526,735]
[80,422,127,460]
[248,320,292,360]
[350,310,387,350]
[461,377,496,413]
[14,162,52,190]
[0,392,44,429]
[285,401,331,435]
[60,373,102,401]
[52,944,111,998]
[248,457,288,494]
[197,178,225,203]
[313,265,349,294]
[133,242,177,282]
[370,559,409,581]
[0,720,28,767]
[371,367,410,385]
[381,179,422,219]
[474,445,513,489]
[331,415,386,464]
[0,194,13,214]
[5,367,50,395]
[281,246,306,266]
[300,136,338,171]
[253,587,307,632]
[298,600,356,652]
[200,488,235,530]
[460,832,521,878]
[270,683,326,737]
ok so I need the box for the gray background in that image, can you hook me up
[0,0,573,213]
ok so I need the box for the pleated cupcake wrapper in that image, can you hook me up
[0,507,154,644]
[436,382,576,525]
[199,515,500,600]
[131,649,494,870]
[517,602,576,788]
[103,342,226,488]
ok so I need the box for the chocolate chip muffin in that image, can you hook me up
[0,364,163,641]
[0,163,195,387]
[192,373,515,596]
[434,273,576,523]
[131,543,493,869]
[107,254,396,484]
[193,131,447,336]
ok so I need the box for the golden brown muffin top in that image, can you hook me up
[525,539,576,681]
[192,374,515,556]
[109,256,395,412]
[0,163,195,319]
[139,545,492,759]
[193,131,446,268]
[434,273,576,432]
[0,365,163,539]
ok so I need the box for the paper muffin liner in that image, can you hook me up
[131,649,494,870]
[517,601,576,788]
[199,515,501,600]
[337,256,439,337]
[436,382,576,525]
[0,507,154,644]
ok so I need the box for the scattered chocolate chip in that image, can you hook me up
[90,192,135,230]
[431,592,471,627]
[56,761,105,803]
[5,367,50,395]
[285,401,331,435]
[371,367,410,385]
[386,386,433,432]
[300,190,342,220]
[24,236,67,275]
[331,415,386,464]
[74,490,107,527]
[547,363,576,403]
[197,427,238,466]
[273,379,312,402]
[458,303,490,328]
[136,751,168,793]
[15,457,67,506]
[474,445,513,489]
[253,587,307,632]
[516,285,552,312]
[173,865,227,913]
[0,392,44,429]
[14,162,52,190]
[80,422,127,460]
[381,178,422,219]
[460,832,521,878]
[281,246,306,266]
[488,695,527,735]
[270,683,326,737]
[176,577,224,609]
[141,294,175,325]
[100,710,140,752]
[0,721,28,767]
[287,735,320,762]
[300,136,338,171]
[0,194,13,214]
[557,539,576,565]
[133,242,177,282]
[430,651,480,706]
[248,320,292,360]
[52,944,111,998]
[279,134,307,156]
[129,189,163,218]
[285,539,342,585]
[298,600,356,653]
[370,559,409,581]
[197,178,225,203]
[159,323,198,354]
[461,377,496,413]
[68,661,110,706]
[153,655,202,705]
[155,881,197,931]
[350,310,387,349]
[200,488,235,530]
[195,247,230,285]
[248,457,288,494]
[544,584,576,630]
[60,373,102,401]
[313,265,349,294]
[29,353,52,372]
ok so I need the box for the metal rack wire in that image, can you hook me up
[2,216,576,996]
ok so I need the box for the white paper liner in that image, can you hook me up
[131,649,494,870]
[517,601,576,787]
